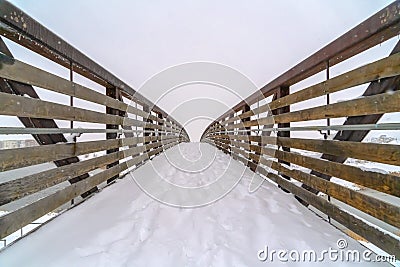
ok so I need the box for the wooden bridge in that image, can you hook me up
[0,0,399,265]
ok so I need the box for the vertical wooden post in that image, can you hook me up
[143,105,150,142]
[158,112,163,154]
[226,113,235,155]
[241,105,254,169]
[69,62,75,205]
[143,105,153,157]
[276,86,291,190]
[242,105,251,136]
[326,61,331,136]
[106,85,119,184]
[276,85,290,145]
[69,61,75,142]
[326,60,331,222]
[252,99,262,171]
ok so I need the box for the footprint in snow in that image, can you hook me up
[288,203,303,215]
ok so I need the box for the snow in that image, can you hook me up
[65,132,82,143]
[331,177,361,191]
[346,158,400,174]
[0,143,386,266]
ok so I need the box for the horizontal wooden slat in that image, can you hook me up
[0,135,178,172]
[274,91,400,124]
[0,92,128,125]
[149,140,178,157]
[164,126,183,134]
[257,155,400,229]
[0,160,126,240]
[269,52,400,110]
[216,136,400,196]
[0,140,178,240]
[211,143,400,258]
[0,92,170,129]
[220,139,400,229]
[0,54,166,123]
[209,134,400,166]
[229,91,400,128]
[276,137,400,167]
[0,127,185,135]
[221,109,259,126]
[217,52,400,126]
[0,138,178,206]
[259,169,400,259]
[145,137,178,151]
[214,143,230,154]
[273,148,399,197]
[211,138,230,149]
[275,149,400,197]
[217,91,400,130]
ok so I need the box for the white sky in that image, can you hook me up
[2,0,398,141]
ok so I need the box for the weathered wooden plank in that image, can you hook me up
[210,134,400,166]
[161,126,182,134]
[307,41,400,187]
[270,52,400,110]
[149,140,178,157]
[0,156,137,240]
[0,54,170,125]
[0,92,149,127]
[255,155,400,229]
[275,149,400,197]
[146,137,178,151]
[226,139,400,228]
[212,141,230,154]
[232,91,400,128]
[215,149,400,258]
[0,135,177,172]
[213,142,230,151]
[218,54,400,127]
[258,169,400,259]
[0,142,159,205]
[277,137,400,167]
[207,134,230,140]
[212,140,230,152]
[275,91,400,124]
[218,136,400,196]
[0,92,166,131]
[0,37,98,197]
[0,140,178,240]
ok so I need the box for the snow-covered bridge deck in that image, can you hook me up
[0,143,377,266]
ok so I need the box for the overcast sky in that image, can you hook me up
[3,0,398,141]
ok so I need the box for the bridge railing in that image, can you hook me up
[202,1,400,258]
[0,1,188,245]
